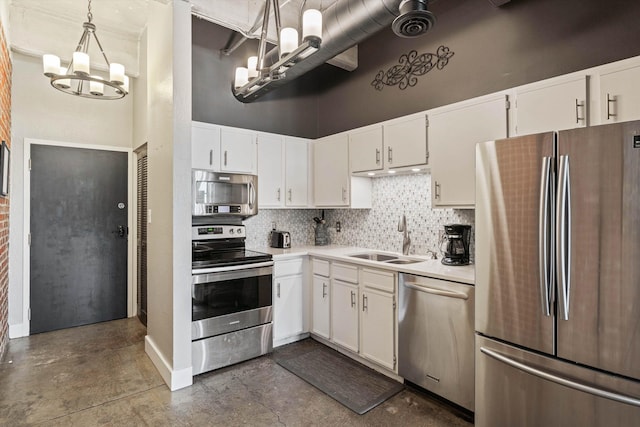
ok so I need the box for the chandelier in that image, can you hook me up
[232,0,323,101]
[41,0,129,100]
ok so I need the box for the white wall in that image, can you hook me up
[144,0,192,391]
[8,53,134,336]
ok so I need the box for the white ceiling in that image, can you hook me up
[8,0,340,77]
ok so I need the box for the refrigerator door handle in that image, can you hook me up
[538,156,553,316]
[480,347,640,407]
[556,155,571,320]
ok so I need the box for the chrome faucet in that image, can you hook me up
[398,214,411,255]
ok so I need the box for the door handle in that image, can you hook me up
[350,290,356,308]
[538,156,554,317]
[556,155,571,321]
[277,283,281,298]
[224,150,228,166]
[322,282,327,298]
[288,188,292,202]
[388,146,393,164]
[606,93,616,120]
[575,99,585,124]
[375,148,380,165]
[480,347,640,407]
[362,294,368,312]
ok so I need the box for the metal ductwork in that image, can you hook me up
[392,0,436,38]
[237,0,431,102]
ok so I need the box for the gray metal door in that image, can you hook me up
[475,132,555,355]
[30,144,128,334]
[556,121,640,380]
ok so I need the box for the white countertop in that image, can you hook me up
[251,245,475,285]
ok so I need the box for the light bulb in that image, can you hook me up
[247,56,258,79]
[234,67,249,89]
[280,28,299,57]
[73,52,90,75]
[55,67,71,89]
[109,63,125,85]
[43,54,60,77]
[89,76,104,96]
[303,9,322,42]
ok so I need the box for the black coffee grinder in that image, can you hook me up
[440,224,472,266]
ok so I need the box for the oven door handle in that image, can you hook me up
[192,261,274,275]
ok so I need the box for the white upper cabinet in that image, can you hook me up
[514,75,588,135]
[315,133,349,206]
[284,137,309,207]
[192,121,220,171]
[349,124,384,173]
[383,113,428,170]
[257,133,284,207]
[599,63,640,124]
[220,127,257,174]
[429,94,509,208]
[314,133,371,208]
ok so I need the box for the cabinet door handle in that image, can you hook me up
[575,99,585,124]
[224,150,228,166]
[607,93,616,120]
[342,187,347,202]
[375,148,381,165]
[209,149,213,166]
[362,294,368,312]
[350,290,356,308]
[388,146,393,164]
[277,188,281,201]
[288,188,292,202]
[322,282,327,298]
[435,181,441,200]
[277,283,281,298]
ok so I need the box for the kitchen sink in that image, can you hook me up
[348,253,398,262]
[385,259,422,265]
[347,252,424,265]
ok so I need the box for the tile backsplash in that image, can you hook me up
[245,173,475,261]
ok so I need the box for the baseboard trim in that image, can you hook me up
[145,335,193,391]
[9,323,28,339]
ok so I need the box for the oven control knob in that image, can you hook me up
[229,228,234,234]
[236,228,243,235]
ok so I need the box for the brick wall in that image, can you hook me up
[0,20,11,358]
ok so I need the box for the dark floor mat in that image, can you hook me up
[276,344,404,415]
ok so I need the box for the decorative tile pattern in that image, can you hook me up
[246,173,475,261]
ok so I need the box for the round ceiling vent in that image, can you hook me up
[392,0,437,38]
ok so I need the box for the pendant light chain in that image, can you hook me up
[87,0,93,23]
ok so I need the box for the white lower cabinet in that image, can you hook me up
[311,258,397,373]
[312,275,331,339]
[273,258,305,347]
[311,258,331,340]
[360,268,396,371]
[331,279,359,353]
[361,287,396,371]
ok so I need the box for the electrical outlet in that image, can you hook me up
[271,222,276,231]
[336,221,341,232]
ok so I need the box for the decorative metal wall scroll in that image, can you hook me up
[371,45,454,91]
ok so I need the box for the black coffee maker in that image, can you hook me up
[440,224,472,266]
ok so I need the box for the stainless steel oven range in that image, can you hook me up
[191,224,273,375]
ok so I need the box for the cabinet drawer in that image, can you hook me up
[312,258,330,277]
[332,262,358,284]
[361,268,395,293]
[274,258,304,277]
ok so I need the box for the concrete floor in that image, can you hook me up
[0,318,473,426]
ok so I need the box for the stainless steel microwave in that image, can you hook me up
[192,169,258,218]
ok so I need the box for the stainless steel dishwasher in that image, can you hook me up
[398,273,475,411]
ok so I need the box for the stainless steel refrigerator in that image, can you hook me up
[475,121,640,426]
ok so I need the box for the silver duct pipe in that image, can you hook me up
[236,0,406,102]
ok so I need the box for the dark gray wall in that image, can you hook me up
[192,16,320,138]
[317,0,640,136]
[192,0,640,138]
